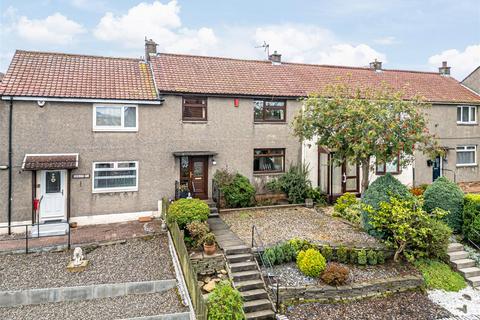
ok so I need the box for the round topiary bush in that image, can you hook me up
[320,262,350,285]
[423,176,464,233]
[167,198,210,229]
[207,281,244,320]
[362,174,413,237]
[296,248,326,277]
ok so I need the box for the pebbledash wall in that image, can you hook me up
[0,96,302,225]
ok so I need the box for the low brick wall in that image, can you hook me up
[271,275,424,302]
[190,252,226,275]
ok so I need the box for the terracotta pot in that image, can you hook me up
[203,243,216,255]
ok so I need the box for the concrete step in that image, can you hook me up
[243,299,272,313]
[230,261,258,273]
[31,222,68,237]
[447,243,464,253]
[467,275,480,287]
[245,309,276,320]
[448,251,469,261]
[224,245,251,255]
[227,253,253,263]
[235,279,265,292]
[209,212,219,218]
[232,270,261,282]
[459,267,480,278]
[452,259,476,269]
[240,289,269,301]
[210,207,218,213]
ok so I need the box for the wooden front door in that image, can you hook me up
[341,161,359,193]
[183,156,208,199]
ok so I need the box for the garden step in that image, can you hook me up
[230,261,258,272]
[210,207,218,213]
[243,299,272,313]
[466,275,480,287]
[209,212,219,218]
[459,267,480,278]
[240,289,269,301]
[448,251,469,260]
[244,309,275,320]
[232,270,261,282]
[224,245,251,255]
[234,279,265,292]
[452,258,476,269]
[447,243,464,253]
[226,253,253,263]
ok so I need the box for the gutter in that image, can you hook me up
[1,96,163,105]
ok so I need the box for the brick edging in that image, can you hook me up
[0,279,177,308]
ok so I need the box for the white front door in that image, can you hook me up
[40,170,67,222]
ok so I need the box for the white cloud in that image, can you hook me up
[374,36,398,45]
[428,44,480,80]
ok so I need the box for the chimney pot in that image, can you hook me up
[439,61,451,76]
[144,38,158,61]
[268,50,282,64]
[369,59,382,71]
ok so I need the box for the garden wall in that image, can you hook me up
[190,252,226,275]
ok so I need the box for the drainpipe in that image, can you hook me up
[7,97,13,235]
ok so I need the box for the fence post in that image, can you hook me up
[68,223,71,250]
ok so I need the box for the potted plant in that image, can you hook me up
[178,183,190,199]
[203,232,216,255]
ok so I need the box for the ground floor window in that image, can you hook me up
[456,145,477,166]
[253,148,285,173]
[376,154,401,175]
[93,161,138,192]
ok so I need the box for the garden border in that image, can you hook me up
[219,203,305,214]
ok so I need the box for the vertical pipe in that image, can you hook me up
[7,97,13,235]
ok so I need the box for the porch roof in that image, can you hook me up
[172,151,217,157]
[22,153,79,170]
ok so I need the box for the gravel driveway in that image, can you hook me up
[0,235,175,291]
[285,291,452,320]
[220,206,379,247]
[0,289,188,320]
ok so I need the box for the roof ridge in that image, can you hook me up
[15,49,144,62]
[155,52,441,75]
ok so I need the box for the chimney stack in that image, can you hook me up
[369,59,382,71]
[439,61,450,76]
[144,38,158,61]
[268,51,282,65]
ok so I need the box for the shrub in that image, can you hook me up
[207,281,244,320]
[463,194,480,242]
[297,248,326,277]
[424,218,452,261]
[307,187,328,206]
[203,232,216,246]
[377,251,386,264]
[348,249,358,265]
[333,193,362,225]
[423,176,464,233]
[263,247,276,265]
[362,174,413,237]
[185,221,210,248]
[167,198,210,229]
[367,250,377,265]
[267,164,312,204]
[357,249,367,265]
[213,168,235,188]
[320,245,333,261]
[337,246,348,264]
[414,259,466,292]
[409,187,424,197]
[221,173,255,208]
[274,245,285,264]
[321,262,350,286]
[334,192,357,215]
[288,238,313,254]
[279,242,297,263]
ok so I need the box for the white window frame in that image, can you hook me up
[92,161,139,193]
[457,106,477,125]
[93,104,138,132]
[456,145,477,167]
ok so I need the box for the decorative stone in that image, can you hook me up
[138,216,153,223]
[203,280,216,293]
[220,269,227,275]
[198,281,204,287]
[67,260,89,272]
[204,277,211,283]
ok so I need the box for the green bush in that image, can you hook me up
[185,221,210,249]
[362,174,413,237]
[167,198,210,229]
[414,259,466,292]
[307,187,328,206]
[274,245,285,265]
[367,250,377,265]
[297,248,326,277]
[377,251,386,264]
[349,249,358,264]
[263,247,276,265]
[463,194,480,242]
[334,192,357,215]
[267,164,312,204]
[221,173,255,208]
[207,281,244,320]
[357,249,367,265]
[423,176,464,233]
[288,238,313,254]
[337,246,348,264]
[424,218,452,261]
[320,245,333,261]
[279,242,297,263]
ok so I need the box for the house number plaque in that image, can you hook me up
[72,174,90,179]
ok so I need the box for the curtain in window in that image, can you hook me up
[457,151,475,165]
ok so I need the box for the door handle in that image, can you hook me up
[342,173,347,183]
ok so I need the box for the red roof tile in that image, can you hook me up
[151,53,480,104]
[0,50,158,101]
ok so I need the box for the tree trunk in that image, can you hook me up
[361,158,370,195]
[394,242,406,263]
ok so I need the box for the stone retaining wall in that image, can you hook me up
[190,252,226,275]
[270,275,424,302]
[0,279,177,308]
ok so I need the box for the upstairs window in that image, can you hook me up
[93,161,138,192]
[456,145,477,166]
[94,105,137,131]
[254,99,286,122]
[183,97,207,121]
[457,106,477,124]
[253,148,285,173]
[376,154,401,175]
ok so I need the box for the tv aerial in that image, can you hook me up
[255,41,270,59]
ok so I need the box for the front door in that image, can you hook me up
[40,170,67,222]
[180,156,208,199]
[432,156,442,181]
[342,161,359,193]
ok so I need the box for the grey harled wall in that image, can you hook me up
[0,96,302,223]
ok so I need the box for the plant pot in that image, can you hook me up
[69,222,78,228]
[305,198,314,208]
[203,243,216,255]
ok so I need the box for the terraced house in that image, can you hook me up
[1,40,479,233]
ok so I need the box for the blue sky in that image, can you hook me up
[1,0,479,79]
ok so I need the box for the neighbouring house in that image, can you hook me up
[462,66,480,94]
[1,40,479,233]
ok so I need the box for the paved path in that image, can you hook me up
[207,217,246,249]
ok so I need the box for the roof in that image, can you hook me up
[151,53,480,104]
[22,154,79,170]
[0,50,158,101]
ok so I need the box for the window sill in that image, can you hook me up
[93,128,138,132]
[456,164,478,168]
[253,172,285,176]
[92,188,138,194]
[182,120,208,124]
[254,122,287,125]
[456,122,478,126]
[376,172,402,176]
